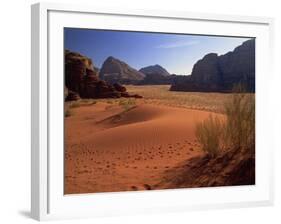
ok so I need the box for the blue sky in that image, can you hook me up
[64,28,252,75]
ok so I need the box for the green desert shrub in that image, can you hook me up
[196,88,255,156]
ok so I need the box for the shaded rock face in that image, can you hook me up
[65,50,93,94]
[99,56,145,84]
[170,39,255,92]
[139,64,170,77]
[65,50,141,100]
[219,39,255,91]
[191,53,222,84]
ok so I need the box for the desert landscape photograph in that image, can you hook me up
[64,28,255,194]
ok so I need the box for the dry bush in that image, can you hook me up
[195,115,223,157]
[196,88,255,156]
[224,93,255,151]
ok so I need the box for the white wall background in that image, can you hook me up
[0,0,280,223]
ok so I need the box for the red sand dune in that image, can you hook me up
[65,102,223,194]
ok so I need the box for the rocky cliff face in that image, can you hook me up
[65,50,141,101]
[99,56,145,84]
[170,39,255,92]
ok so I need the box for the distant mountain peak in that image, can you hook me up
[99,56,145,84]
[139,64,170,77]
[106,56,117,61]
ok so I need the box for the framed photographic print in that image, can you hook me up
[31,2,274,221]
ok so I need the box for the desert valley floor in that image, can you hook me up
[64,85,230,194]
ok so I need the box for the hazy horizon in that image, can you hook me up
[64,28,253,75]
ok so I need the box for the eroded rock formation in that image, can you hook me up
[65,50,141,100]
[170,39,255,92]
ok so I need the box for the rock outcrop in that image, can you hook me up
[99,56,145,84]
[65,90,80,101]
[65,50,141,100]
[170,39,255,92]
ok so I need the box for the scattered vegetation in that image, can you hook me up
[69,101,81,108]
[125,85,233,113]
[80,98,97,105]
[68,99,97,109]
[64,108,73,117]
[118,98,136,111]
[195,86,255,157]
[65,99,97,117]
[106,99,114,104]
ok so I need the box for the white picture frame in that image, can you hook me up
[31,2,274,221]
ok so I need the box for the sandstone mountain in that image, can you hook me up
[139,64,170,77]
[170,39,255,92]
[137,64,174,85]
[99,56,145,84]
[64,50,141,100]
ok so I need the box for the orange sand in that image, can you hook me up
[64,102,222,194]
